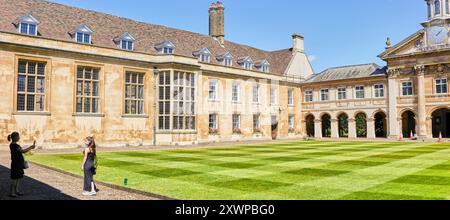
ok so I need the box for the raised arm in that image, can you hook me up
[20,141,36,153]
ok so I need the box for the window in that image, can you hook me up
[288,89,294,106]
[252,85,260,103]
[232,83,240,102]
[16,60,46,112]
[209,80,218,101]
[402,81,413,96]
[428,2,432,18]
[200,54,210,63]
[76,32,91,44]
[253,114,261,132]
[288,115,295,130]
[121,40,134,51]
[173,72,196,130]
[224,58,232,67]
[124,72,144,115]
[446,0,450,14]
[209,114,218,129]
[355,86,365,99]
[337,87,347,100]
[436,78,448,94]
[243,62,253,70]
[305,91,313,102]
[261,65,270,73]
[270,87,278,105]
[321,89,329,101]
[232,114,241,131]
[435,0,441,15]
[158,71,171,130]
[374,84,385,98]
[76,66,100,113]
[19,23,37,36]
[163,47,173,54]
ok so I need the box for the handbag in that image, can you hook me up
[23,160,29,169]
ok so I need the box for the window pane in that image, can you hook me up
[37,63,45,75]
[138,101,144,114]
[20,23,28,34]
[27,77,35,93]
[84,81,91,95]
[77,67,83,79]
[138,86,144,99]
[76,33,83,43]
[36,76,45,93]
[17,94,25,111]
[84,68,92,80]
[35,95,44,111]
[84,34,90,43]
[84,98,91,113]
[18,75,26,92]
[18,61,26,74]
[27,94,35,111]
[93,69,99,80]
[28,62,36,75]
[138,74,144,84]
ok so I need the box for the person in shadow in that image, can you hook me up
[81,136,99,196]
[8,132,36,197]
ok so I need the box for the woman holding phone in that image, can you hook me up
[81,136,98,196]
[8,132,36,197]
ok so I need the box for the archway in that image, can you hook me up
[374,112,387,138]
[432,108,450,138]
[338,113,349,138]
[321,114,331,138]
[305,115,315,137]
[355,113,367,138]
[402,111,416,138]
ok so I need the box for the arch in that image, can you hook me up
[428,105,450,117]
[435,0,442,15]
[399,108,417,117]
[374,111,387,138]
[431,108,450,138]
[305,114,315,137]
[402,110,416,138]
[355,112,367,138]
[321,113,331,138]
[337,112,349,138]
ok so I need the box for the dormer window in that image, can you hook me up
[74,25,93,44]
[237,57,253,70]
[193,48,211,63]
[18,14,39,36]
[217,52,233,67]
[117,33,135,51]
[155,40,175,55]
[255,60,270,73]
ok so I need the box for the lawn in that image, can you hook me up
[28,140,450,200]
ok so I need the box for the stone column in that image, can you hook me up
[314,119,322,138]
[387,68,400,139]
[367,118,376,139]
[415,65,427,139]
[331,118,339,138]
[348,118,357,138]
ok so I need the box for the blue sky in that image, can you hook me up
[48,0,426,73]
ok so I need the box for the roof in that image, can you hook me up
[0,0,293,75]
[307,63,386,83]
[378,29,425,59]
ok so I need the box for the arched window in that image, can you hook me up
[435,0,441,15]
[446,0,450,14]
[428,2,432,18]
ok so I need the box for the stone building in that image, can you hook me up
[0,0,449,149]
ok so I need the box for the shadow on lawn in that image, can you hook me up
[0,164,77,200]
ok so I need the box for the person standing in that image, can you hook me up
[8,132,36,197]
[81,136,98,196]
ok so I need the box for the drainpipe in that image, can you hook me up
[153,67,159,146]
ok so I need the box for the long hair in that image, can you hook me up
[7,132,19,143]
[86,136,97,156]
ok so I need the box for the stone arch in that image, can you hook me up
[321,113,331,138]
[374,111,387,138]
[431,107,450,138]
[401,110,416,138]
[354,112,367,138]
[337,112,349,138]
[305,114,315,137]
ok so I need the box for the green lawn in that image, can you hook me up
[28,140,450,200]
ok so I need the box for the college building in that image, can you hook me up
[0,0,449,148]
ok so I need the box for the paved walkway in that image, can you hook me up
[0,153,158,200]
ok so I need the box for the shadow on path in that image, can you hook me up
[0,165,77,200]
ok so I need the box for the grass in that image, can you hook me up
[28,140,450,200]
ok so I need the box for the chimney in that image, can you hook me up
[292,33,305,53]
[209,2,225,45]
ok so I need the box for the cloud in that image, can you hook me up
[308,55,317,62]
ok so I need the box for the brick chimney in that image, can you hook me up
[209,2,225,45]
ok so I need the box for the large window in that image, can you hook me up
[355,86,365,99]
[321,89,329,101]
[337,87,347,100]
[402,81,413,96]
[17,60,46,112]
[305,90,313,102]
[253,114,261,132]
[209,80,218,101]
[288,89,294,106]
[76,66,100,113]
[158,71,171,130]
[209,114,218,130]
[374,84,385,98]
[270,87,278,105]
[173,72,196,130]
[436,78,448,94]
[232,83,240,102]
[124,72,144,115]
[232,114,241,133]
[252,85,260,103]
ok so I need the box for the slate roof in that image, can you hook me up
[0,0,293,75]
[307,63,387,83]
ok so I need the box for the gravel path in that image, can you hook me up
[0,153,159,200]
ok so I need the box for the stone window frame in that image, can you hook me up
[355,85,365,99]
[373,84,385,98]
[304,90,313,102]
[252,84,260,104]
[320,88,330,101]
[288,114,295,130]
[287,89,294,106]
[208,79,219,101]
[173,71,196,130]
[231,82,241,103]
[13,55,52,115]
[435,77,448,94]
[232,113,241,130]
[209,113,218,130]
[401,80,414,97]
[122,68,149,117]
[270,86,278,106]
[157,70,171,130]
[337,87,347,100]
[74,64,103,115]
[253,113,261,132]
